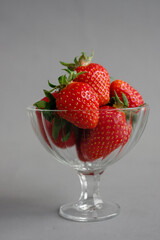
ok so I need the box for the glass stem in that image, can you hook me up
[76,171,103,211]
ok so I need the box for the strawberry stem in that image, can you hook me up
[60,51,94,70]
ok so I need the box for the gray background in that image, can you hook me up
[0,0,159,239]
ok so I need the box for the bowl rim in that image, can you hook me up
[27,104,149,112]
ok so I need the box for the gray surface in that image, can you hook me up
[0,0,159,239]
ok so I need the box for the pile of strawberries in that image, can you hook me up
[34,52,144,162]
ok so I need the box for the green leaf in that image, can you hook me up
[74,57,79,65]
[58,75,69,85]
[122,93,129,108]
[62,121,72,142]
[72,71,77,80]
[72,125,79,138]
[52,117,62,141]
[43,89,56,102]
[114,91,124,108]
[62,130,71,142]
[43,110,54,122]
[33,100,47,109]
[62,69,86,82]
[60,61,75,71]
[48,80,57,88]
[62,68,72,75]
[35,91,57,122]
[53,118,73,143]
[76,71,86,77]
[47,100,56,111]
[60,118,68,128]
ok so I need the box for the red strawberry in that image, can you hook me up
[110,79,144,107]
[44,117,76,148]
[77,106,131,162]
[36,111,51,147]
[35,94,54,147]
[60,52,110,106]
[35,93,76,148]
[56,81,99,129]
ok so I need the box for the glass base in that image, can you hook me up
[59,201,120,222]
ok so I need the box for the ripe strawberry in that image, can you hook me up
[77,106,132,162]
[60,52,110,106]
[35,94,54,147]
[34,69,99,129]
[44,117,76,148]
[35,93,76,149]
[36,111,51,147]
[56,81,99,129]
[110,79,144,107]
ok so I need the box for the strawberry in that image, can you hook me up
[56,81,99,129]
[34,69,99,129]
[35,93,76,149]
[77,106,131,162]
[60,52,110,106]
[35,94,55,147]
[36,111,51,147]
[110,79,144,108]
[44,116,76,148]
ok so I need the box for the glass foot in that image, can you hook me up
[59,201,120,222]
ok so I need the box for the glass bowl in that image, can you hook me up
[27,105,149,222]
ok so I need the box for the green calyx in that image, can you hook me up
[52,116,72,142]
[60,51,94,70]
[33,90,57,122]
[48,68,86,93]
[111,91,129,108]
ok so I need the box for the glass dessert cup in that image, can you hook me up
[27,105,149,222]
